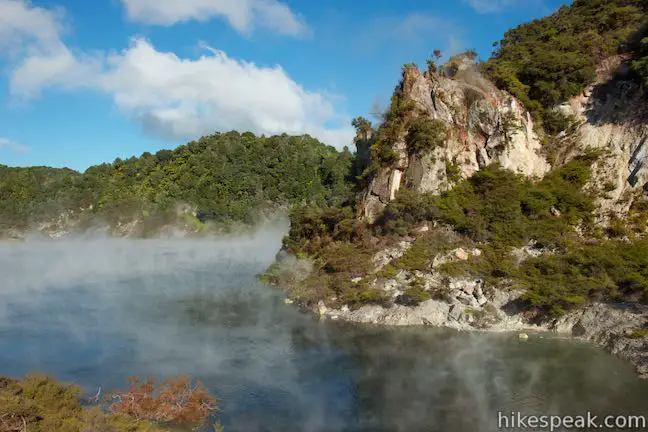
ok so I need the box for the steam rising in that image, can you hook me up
[2,223,648,431]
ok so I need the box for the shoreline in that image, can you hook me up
[285,289,648,379]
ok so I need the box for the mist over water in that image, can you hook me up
[2,225,648,431]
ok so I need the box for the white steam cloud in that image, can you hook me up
[2,227,647,430]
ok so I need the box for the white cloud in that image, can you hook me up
[11,48,103,98]
[0,137,30,153]
[0,1,101,98]
[120,0,309,37]
[0,0,64,52]
[0,1,352,150]
[95,39,352,146]
[463,0,513,13]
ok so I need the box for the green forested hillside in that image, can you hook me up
[0,131,356,235]
[482,0,647,120]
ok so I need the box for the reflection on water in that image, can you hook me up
[1,231,648,432]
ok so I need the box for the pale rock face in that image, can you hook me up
[389,169,403,200]
[372,240,412,271]
[552,303,648,378]
[555,55,648,219]
[406,147,449,194]
[361,56,648,224]
[361,63,550,223]
[431,247,481,268]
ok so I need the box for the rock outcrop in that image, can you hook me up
[360,54,648,225]
[555,55,648,219]
[361,56,550,222]
[284,237,648,378]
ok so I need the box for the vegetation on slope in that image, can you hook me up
[381,158,648,316]
[269,153,648,316]
[482,0,647,121]
[376,153,599,245]
[0,132,356,236]
[630,24,648,86]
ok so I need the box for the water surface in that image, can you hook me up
[1,229,648,431]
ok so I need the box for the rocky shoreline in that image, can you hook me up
[291,290,648,379]
[276,240,648,379]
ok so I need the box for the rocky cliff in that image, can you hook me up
[360,54,648,224]
[269,53,648,379]
[556,55,648,220]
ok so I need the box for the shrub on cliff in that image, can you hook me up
[398,279,431,306]
[373,188,439,236]
[284,205,366,255]
[406,117,448,155]
[392,231,460,272]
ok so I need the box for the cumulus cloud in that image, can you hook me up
[0,137,30,153]
[0,0,352,149]
[94,39,351,144]
[0,0,64,52]
[119,0,309,37]
[0,1,102,97]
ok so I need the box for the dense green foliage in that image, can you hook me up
[399,278,431,306]
[0,166,81,232]
[0,132,355,236]
[483,0,647,117]
[518,239,648,316]
[376,154,598,247]
[630,28,648,86]
[405,117,448,154]
[266,205,388,309]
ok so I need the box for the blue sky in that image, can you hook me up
[0,0,568,171]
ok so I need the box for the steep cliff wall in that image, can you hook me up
[360,55,648,225]
[555,55,648,219]
[361,57,550,222]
